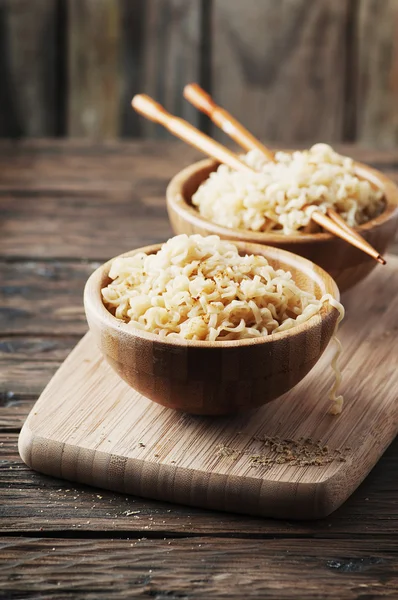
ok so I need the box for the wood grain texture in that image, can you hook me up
[356,0,398,146]
[0,0,59,137]
[0,537,397,599]
[67,0,121,138]
[67,0,201,139]
[0,336,77,362]
[140,0,201,139]
[0,141,197,260]
[167,158,398,291]
[211,0,349,144]
[2,433,398,536]
[0,263,395,411]
[1,360,59,400]
[84,241,339,415]
[0,337,77,401]
[19,259,398,519]
[1,140,398,597]
[0,261,93,335]
[1,141,397,260]
[1,2,398,146]
[119,0,146,137]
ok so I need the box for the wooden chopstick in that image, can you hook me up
[325,208,386,265]
[327,208,370,243]
[131,94,252,174]
[183,83,275,161]
[132,92,386,265]
[310,211,386,265]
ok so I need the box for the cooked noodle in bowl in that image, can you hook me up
[101,234,345,414]
[191,144,385,235]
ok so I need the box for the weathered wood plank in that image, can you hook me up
[0,188,173,259]
[0,142,201,259]
[67,0,122,138]
[1,262,396,533]
[0,536,397,599]
[0,267,88,397]
[139,0,202,139]
[0,405,29,429]
[0,261,91,335]
[0,336,77,362]
[119,0,146,137]
[17,253,398,520]
[0,0,59,137]
[0,337,78,403]
[1,140,398,172]
[356,0,398,146]
[0,141,397,259]
[0,137,397,596]
[1,433,398,536]
[1,256,397,391]
[211,0,349,144]
[3,434,398,538]
[67,0,201,139]
[0,361,62,399]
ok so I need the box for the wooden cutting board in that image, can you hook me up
[19,258,398,520]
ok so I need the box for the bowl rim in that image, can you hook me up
[166,157,398,245]
[84,240,340,349]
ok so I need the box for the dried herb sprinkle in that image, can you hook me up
[216,436,348,469]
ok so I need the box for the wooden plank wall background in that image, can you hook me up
[0,0,398,145]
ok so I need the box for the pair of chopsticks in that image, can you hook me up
[132,86,386,265]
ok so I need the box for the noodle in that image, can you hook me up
[320,294,345,415]
[192,144,384,235]
[102,234,345,412]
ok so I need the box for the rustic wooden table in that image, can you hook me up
[0,140,397,599]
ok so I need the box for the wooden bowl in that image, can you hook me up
[84,241,340,416]
[166,159,398,291]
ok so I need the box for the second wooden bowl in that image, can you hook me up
[166,159,398,291]
[84,241,339,416]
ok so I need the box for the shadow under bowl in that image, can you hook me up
[84,241,340,416]
[166,158,398,292]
